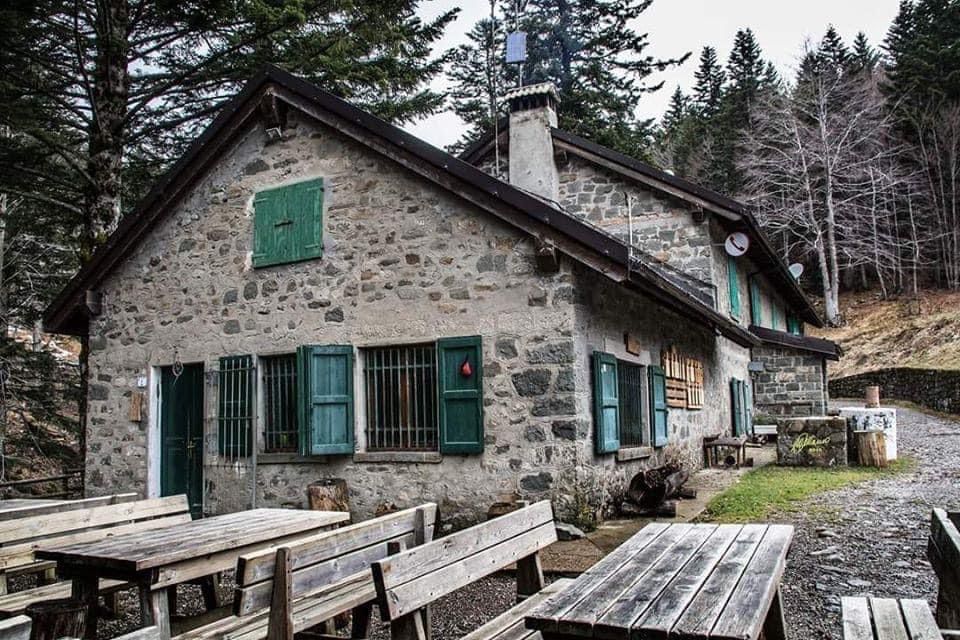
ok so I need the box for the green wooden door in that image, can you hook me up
[160,364,204,517]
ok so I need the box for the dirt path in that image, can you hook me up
[780,402,960,638]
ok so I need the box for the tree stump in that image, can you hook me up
[855,430,887,468]
[25,598,86,640]
[307,478,351,518]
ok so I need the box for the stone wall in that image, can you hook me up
[85,109,585,526]
[776,417,847,466]
[752,346,828,418]
[831,368,960,416]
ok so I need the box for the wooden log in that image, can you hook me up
[855,430,887,468]
[24,598,86,640]
[307,479,351,518]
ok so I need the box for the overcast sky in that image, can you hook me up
[403,0,901,149]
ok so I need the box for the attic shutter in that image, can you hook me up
[438,336,483,454]
[727,256,741,319]
[750,280,763,326]
[253,178,324,268]
[649,365,668,447]
[731,378,744,436]
[297,345,354,455]
[592,352,619,454]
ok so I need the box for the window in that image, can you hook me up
[727,256,741,319]
[253,178,324,268]
[617,362,645,448]
[749,279,763,326]
[262,354,298,452]
[218,355,255,458]
[363,344,439,451]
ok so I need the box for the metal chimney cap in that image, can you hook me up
[502,82,560,104]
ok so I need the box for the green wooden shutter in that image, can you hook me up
[772,302,782,331]
[731,378,743,436]
[297,345,354,455]
[749,280,763,326]
[218,355,254,457]
[744,382,754,436]
[649,365,669,448]
[787,315,803,335]
[253,178,324,268]
[727,256,741,319]
[438,336,484,454]
[592,352,620,454]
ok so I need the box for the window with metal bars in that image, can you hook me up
[363,344,438,451]
[262,354,298,452]
[617,360,646,448]
[218,355,255,459]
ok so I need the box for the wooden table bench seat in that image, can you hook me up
[174,503,438,640]
[930,508,960,628]
[842,597,942,640]
[371,500,566,640]
[0,494,192,619]
[460,579,573,640]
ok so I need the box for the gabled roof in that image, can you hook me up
[460,123,822,328]
[43,65,759,347]
[749,325,842,360]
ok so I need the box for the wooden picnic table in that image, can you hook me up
[526,521,794,640]
[36,508,349,639]
[0,498,66,513]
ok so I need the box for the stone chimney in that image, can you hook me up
[504,83,561,202]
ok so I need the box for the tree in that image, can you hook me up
[448,0,689,158]
[692,47,725,119]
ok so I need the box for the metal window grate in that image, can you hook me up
[218,355,255,459]
[364,344,438,451]
[618,361,645,448]
[263,354,298,452]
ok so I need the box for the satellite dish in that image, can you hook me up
[789,263,804,280]
[724,232,750,257]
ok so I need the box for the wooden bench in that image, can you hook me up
[371,500,572,640]
[703,435,747,467]
[0,615,30,640]
[842,597,942,640]
[930,508,960,628]
[0,493,138,595]
[177,503,438,640]
[0,495,194,619]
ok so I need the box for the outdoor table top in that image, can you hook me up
[36,508,349,576]
[526,521,794,640]
[842,597,942,640]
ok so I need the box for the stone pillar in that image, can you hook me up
[505,83,561,202]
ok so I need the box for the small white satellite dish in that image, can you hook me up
[724,232,750,257]
[789,263,804,280]
[506,32,527,64]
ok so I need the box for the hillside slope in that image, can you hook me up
[811,291,960,378]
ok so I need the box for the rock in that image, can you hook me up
[520,472,553,492]
[512,370,552,397]
[555,522,586,541]
[847,578,873,588]
[810,546,841,557]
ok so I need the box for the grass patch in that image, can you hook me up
[700,457,914,523]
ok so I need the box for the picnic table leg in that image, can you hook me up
[351,604,373,639]
[199,574,221,610]
[761,587,788,640]
[139,585,171,640]
[70,576,98,640]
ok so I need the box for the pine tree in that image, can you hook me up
[850,32,881,73]
[818,25,851,70]
[448,0,690,158]
[692,47,725,118]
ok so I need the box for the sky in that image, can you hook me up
[403,0,902,149]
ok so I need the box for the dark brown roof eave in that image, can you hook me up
[749,325,842,360]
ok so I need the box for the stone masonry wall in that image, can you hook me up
[753,346,828,418]
[85,109,588,526]
[831,368,960,416]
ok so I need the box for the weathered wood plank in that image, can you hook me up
[459,579,571,640]
[669,524,768,639]
[899,599,941,640]
[930,508,960,628]
[116,626,162,640]
[0,494,138,522]
[841,597,875,640]
[870,598,909,640]
[525,523,671,634]
[0,578,126,617]
[707,524,793,640]
[626,524,741,638]
[0,615,31,640]
[592,525,719,638]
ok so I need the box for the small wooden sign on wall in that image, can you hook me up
[624,333,642,356]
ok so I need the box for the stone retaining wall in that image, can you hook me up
[830,368,960,415]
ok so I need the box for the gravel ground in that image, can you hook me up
[21,403,956,639]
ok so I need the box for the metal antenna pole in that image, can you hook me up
[490,0,501,179]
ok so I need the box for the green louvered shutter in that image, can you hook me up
[787,315,803,335]
[727,256,741,320]
[750,280,763,326]
[438,336,484,454]
[772,302,782,330]
[218,355,254,457]
[649,365,669,447]
[744,382,754,436]
[592,352,620,454]
[253,178,324,268]
[298,345,354,455]
[731,378,744,436]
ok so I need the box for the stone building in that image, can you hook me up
[44,67,839,524]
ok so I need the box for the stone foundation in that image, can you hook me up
[776,417,847,467]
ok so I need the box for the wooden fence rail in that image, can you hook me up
[0,470,83,499]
